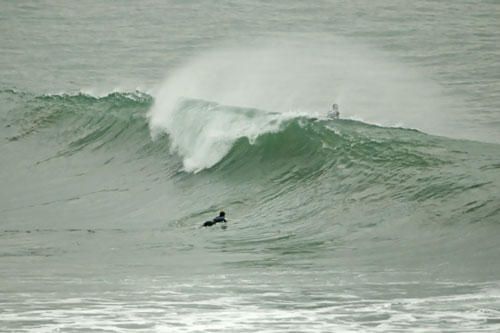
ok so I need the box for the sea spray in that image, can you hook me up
[148,38,457,158]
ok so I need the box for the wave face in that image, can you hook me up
[3,89,499,231]
[2,89,500,332]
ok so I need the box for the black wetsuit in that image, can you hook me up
[203,215,227,227]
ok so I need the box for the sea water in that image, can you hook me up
[1,1,500,332]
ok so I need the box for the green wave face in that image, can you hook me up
[2,90,500,274]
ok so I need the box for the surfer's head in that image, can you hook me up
[219,211,225,217]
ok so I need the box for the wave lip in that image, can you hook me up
[149,98,302,172]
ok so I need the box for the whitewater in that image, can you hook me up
[1,1,500,332]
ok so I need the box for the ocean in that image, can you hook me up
[1,1,500,332]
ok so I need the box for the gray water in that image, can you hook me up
[1,1,500,332]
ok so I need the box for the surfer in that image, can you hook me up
[202,211,227,227]
[327,103,340,119]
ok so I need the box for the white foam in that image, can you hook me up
[148,97,300,172]
[2,279,500,333]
